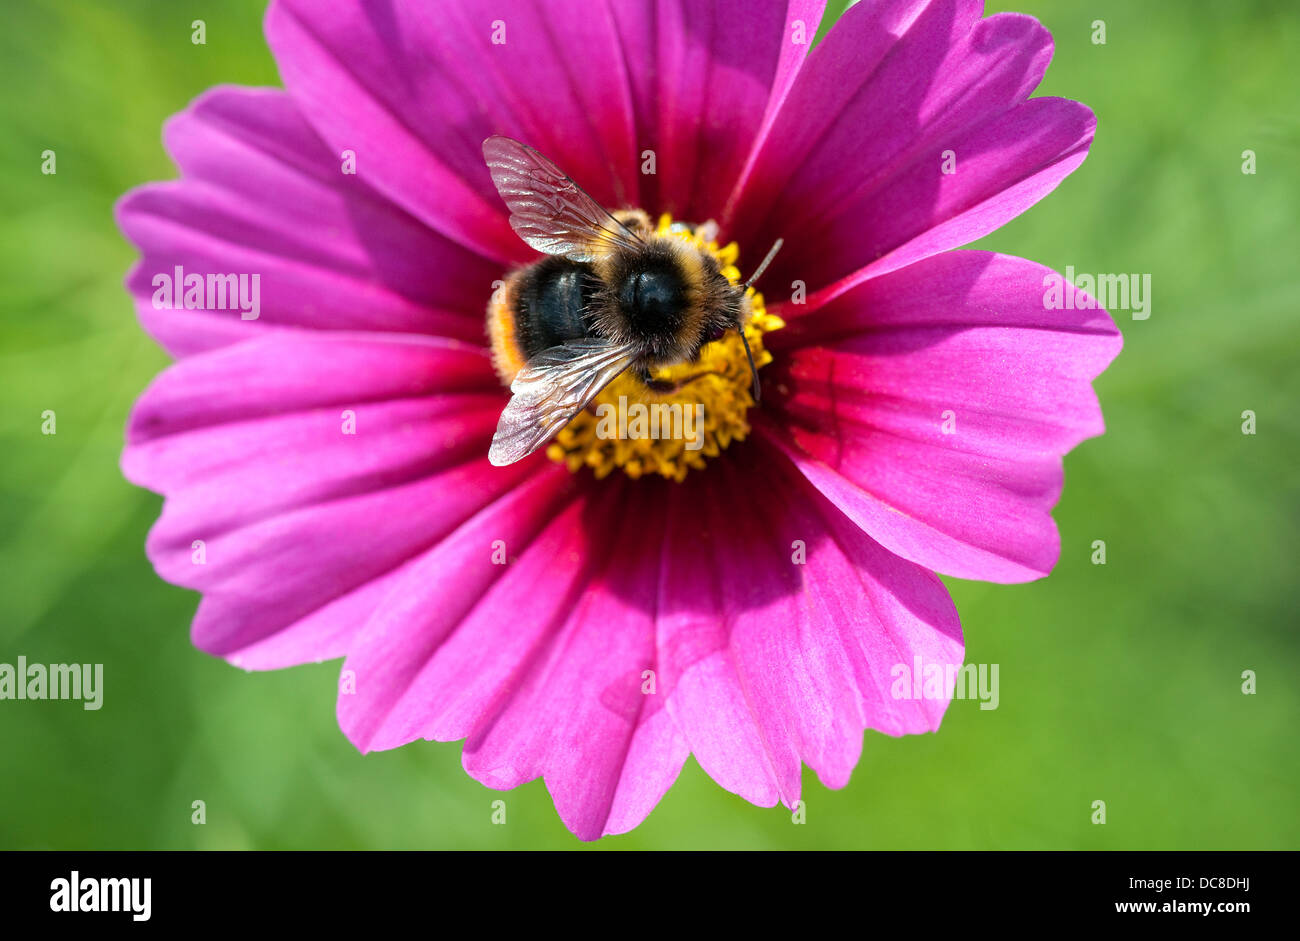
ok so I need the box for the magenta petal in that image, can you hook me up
[763,250,1122,583]
[115,86,498,357]
[608,0,826,219]
[340,477,690,840]
[461,484,689,839]
[121,332,542,667]
[658,448,963,806]
[265,0,644,261]
[796,97,1094,301]
[267,0,821,238]
[265,0,513,262]
[730,1,1091,294]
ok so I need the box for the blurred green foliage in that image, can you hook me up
[0,0,1296,849]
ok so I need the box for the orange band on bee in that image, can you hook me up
[487,278,527,385]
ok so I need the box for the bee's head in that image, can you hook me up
[701,291,748,345]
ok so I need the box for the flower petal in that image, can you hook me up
[339,475,691,840]
[122,332,538,667]
[762,250,1122,582]
[265,0,636,261]
[267,0,822,241]
[658,444,963,806]
[116,86,498,357]
[729,1,1092,295]
[608,0,826,219]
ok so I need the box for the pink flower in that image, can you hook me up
[117,0,1120,840]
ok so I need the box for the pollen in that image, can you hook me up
[547,214,783,482]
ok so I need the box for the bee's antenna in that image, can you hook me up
[741,237,784,290]
[733,237,782,403]
[739,328,761,403]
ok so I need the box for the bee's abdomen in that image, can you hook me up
[516,257,599,357]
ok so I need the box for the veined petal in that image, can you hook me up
[340,476,690,841]
[266,0,643,261]
[762,250,1122,583]
[657,446,964,806]
[608,0,826,219]
[116,87,497,357]
[122,332,538,667]
[730,0,1092,296]
[267,0,823,243]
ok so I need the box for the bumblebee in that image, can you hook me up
[482,136,780,466]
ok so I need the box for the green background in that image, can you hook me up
[1,0,1296,849]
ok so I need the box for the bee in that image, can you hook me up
[482,136,781,466]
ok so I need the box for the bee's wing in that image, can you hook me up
[483,135,643,262]
[489,338,638,466]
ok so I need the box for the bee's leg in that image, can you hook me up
[636,364,722,395]
[636,363,680,395]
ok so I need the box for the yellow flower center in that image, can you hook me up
[547,214,783,482]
